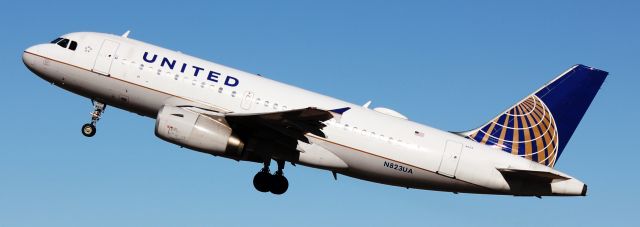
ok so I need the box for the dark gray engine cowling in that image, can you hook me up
[155,105,244,157]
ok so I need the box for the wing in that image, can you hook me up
[224,107,350,143]
[165,97,350,159]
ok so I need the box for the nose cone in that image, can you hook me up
[22,45,40,69]
[22,44,52,80]
[23,44,49,74]
[24,43,45,54]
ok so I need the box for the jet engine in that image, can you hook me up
[155,105,244,157]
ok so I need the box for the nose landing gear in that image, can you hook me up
[81,123,96,137]
[81,100,106,137]
[253,159,289,195]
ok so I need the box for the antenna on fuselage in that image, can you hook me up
[363,100,372,109]
[122,30,131,38]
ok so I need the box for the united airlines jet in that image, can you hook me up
[22,31,607,196]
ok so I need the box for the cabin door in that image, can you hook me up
[438,141,463,177]
[93,39,120,76]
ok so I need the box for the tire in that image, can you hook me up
[253,171,271,193]
[269,174,289,195]
[81,124,96,137]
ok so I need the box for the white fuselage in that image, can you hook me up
[22,32,586,196]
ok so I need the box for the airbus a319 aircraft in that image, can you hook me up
[23,31,607,196]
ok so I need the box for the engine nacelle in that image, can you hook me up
[155,105,244,157]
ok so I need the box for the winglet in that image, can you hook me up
[122,30,131,38]
[329,107,350,123]
[330,107,351,115]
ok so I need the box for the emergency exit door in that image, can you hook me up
[93,40,120,76]
[438,141,463,177]
[241,91,255,110]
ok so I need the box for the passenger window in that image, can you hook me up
[57,39,69,48]
[69,41,78,50]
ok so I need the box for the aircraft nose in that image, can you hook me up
[22,44,43,69]
[24,44,39,55]
[22,44,49,76]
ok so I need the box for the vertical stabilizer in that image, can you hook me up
[461,65,608,167]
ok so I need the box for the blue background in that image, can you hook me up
[1,1,637,226]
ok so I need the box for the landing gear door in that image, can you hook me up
[438,141,463,178]
[93,40,120,76]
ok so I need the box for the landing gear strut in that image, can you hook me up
[81,100,106,137]
[253,159,289,195]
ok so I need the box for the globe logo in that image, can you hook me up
[468,95,559,167]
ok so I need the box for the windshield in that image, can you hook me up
[49,37,78,51]
[50,37,63,44]
[57,39,69,48]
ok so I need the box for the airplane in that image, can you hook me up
[22,31,607,196]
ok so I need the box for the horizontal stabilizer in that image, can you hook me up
[497,168,569,182]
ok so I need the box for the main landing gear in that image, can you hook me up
[253,159,289,195]
[81,100,106,137]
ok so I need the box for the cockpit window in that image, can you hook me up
[50,37,78,51]
[57,39,69,48]
[69,41,78,51]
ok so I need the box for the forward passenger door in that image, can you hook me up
[93,39,120,76]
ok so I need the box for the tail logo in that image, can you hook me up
[468,95,559,167]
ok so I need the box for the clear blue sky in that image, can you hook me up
[1,1,637,226]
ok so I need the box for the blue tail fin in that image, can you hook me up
[462,65,608,167]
